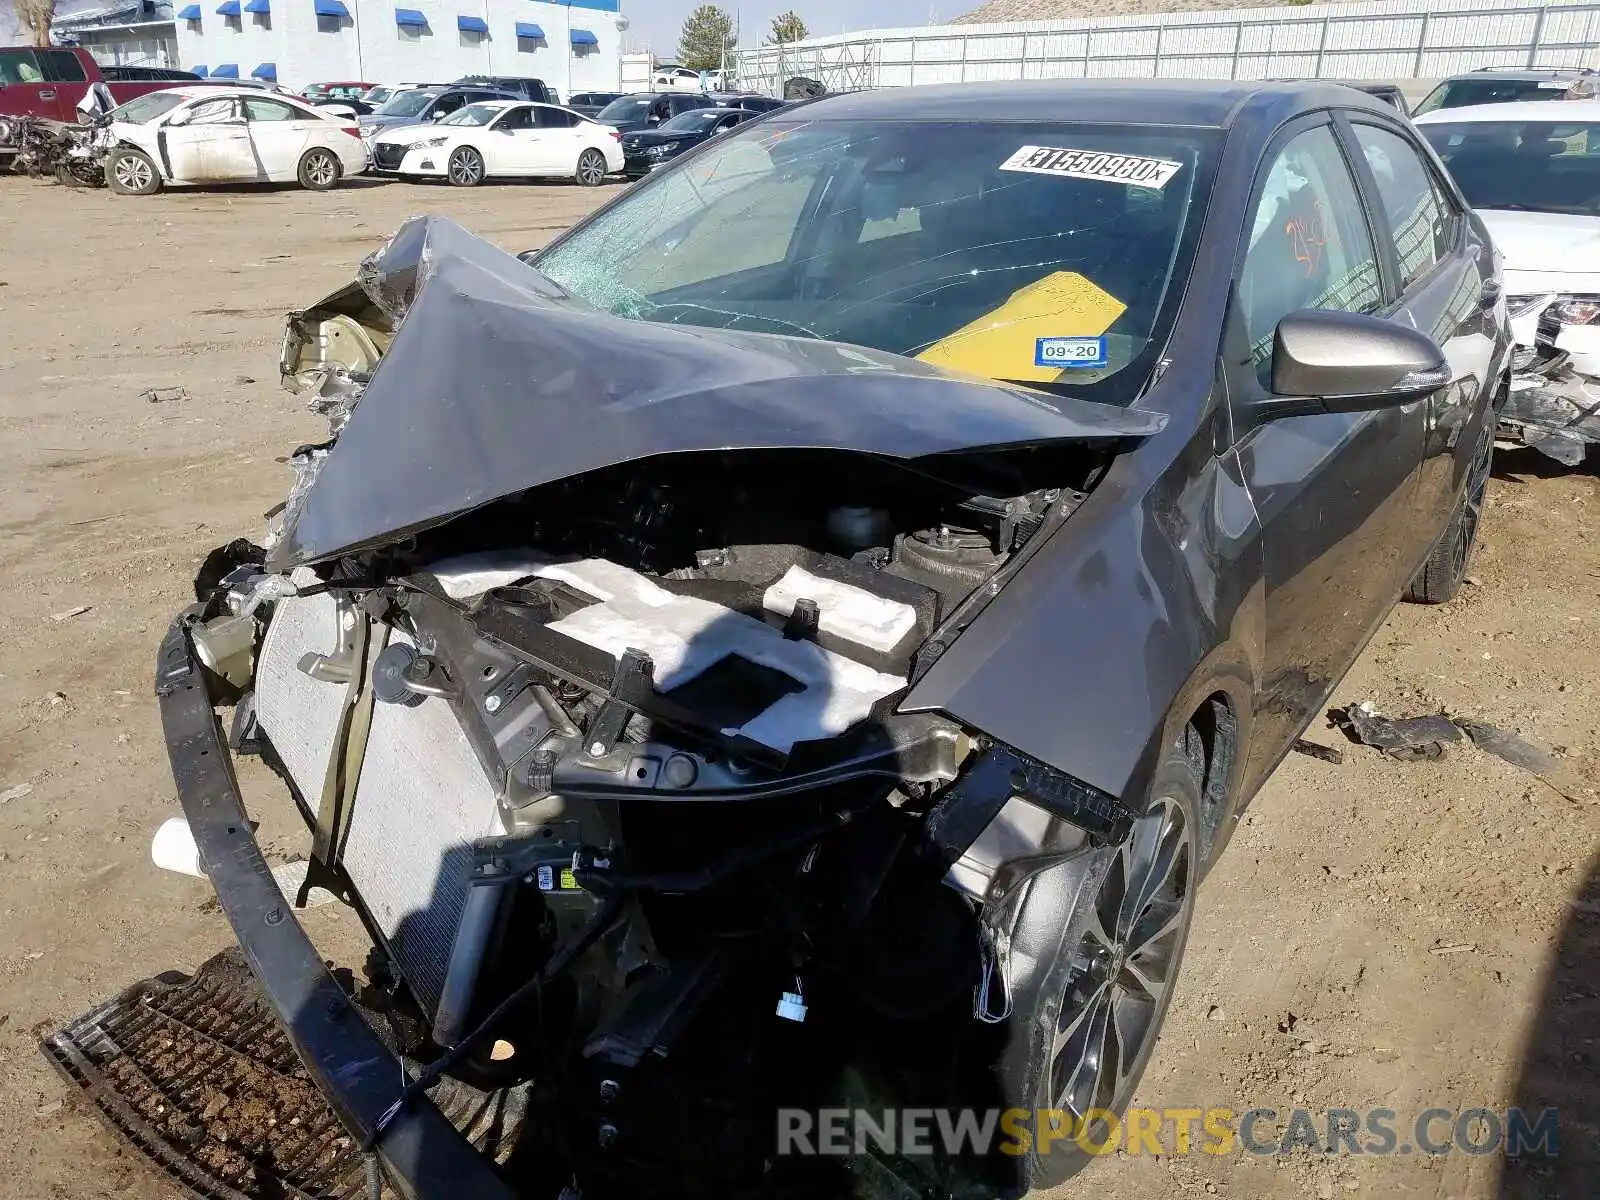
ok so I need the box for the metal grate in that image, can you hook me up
[42,951,377,1200]
[41,950,525,1200]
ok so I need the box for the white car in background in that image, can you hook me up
[103,86,367,195]
[1417,100,1600,463]
[360,83,426,108]
[370,100,622,186]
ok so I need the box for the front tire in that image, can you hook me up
[1000,730,1202,1190]
[297,147,342,191]
[1406,421,1493,604]
[105,147,160,195]
[447,146,485,187]
[575,147,608,187]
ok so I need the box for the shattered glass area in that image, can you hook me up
[535,117,1220,388]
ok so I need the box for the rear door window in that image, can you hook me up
[243,97,301,122]
[42,50,88,82]
[535,106,578,128]
[1351,124,1460,292]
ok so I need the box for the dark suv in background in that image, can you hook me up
[1414,67,1597,114]
[357,84,514,139]
[567,90,624,117]
[594,90,715,131]
[706,92,788,113]
[454,75,556,104]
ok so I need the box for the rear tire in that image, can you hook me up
[297,147,341,191]
[575,147,608,186]
[447,146,485,187]
[998,730,1202,1189]
[105,146,160,195]
[1406,421,1493,604]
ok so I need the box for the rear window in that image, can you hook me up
[597,96,651,123]
[43,50,87,83]
[375,89,436,117]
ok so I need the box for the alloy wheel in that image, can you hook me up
[577,149,605,185]
[115,154,152,192]
[450,149,483,186]
[304,151,337,188]
[1049,795,1192,1124]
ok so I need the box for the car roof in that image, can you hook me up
[161,85,304,101]
[1414,98,1600,123]
[794,79,1388,127]
[1442,67,1596,81]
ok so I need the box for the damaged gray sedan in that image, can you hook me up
[154,81,1509,1200]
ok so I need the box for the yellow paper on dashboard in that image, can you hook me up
[916,271,1126,384]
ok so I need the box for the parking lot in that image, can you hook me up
[0,173,1595,1200]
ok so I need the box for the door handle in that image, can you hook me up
[39,88,56,100]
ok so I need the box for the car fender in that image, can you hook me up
[113,127,169,179]
[902,415,1268,846]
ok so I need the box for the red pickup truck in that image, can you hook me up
[1,46,187,124]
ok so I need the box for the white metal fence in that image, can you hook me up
[734,0,1600,96]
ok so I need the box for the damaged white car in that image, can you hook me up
[1419,100,1600,464]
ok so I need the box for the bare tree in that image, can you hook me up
[15,0,57,46]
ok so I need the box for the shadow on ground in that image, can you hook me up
[1497,849,1599,1197]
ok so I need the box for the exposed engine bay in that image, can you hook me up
[180,217,1161,1197]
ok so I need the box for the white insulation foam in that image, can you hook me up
[532,559,905,753]
[762,564,918,655]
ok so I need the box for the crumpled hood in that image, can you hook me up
[268,216,1166,571]
[1478,208,1600,276]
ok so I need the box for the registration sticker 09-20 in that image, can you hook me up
[1036,335,1108,368]
[999,145,1184,190]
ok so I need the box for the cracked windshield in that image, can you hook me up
[536,119,1220,396]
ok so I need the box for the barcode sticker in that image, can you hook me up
[1000,145,1184,190]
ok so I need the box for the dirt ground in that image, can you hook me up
[0,174,1595,1200]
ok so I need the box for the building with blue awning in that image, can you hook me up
[172,0,626,97]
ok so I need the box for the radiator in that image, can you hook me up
[254,592,504,1015]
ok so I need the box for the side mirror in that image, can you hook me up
[647,113,662,125]
[431,109,448,121]
[517,248,542,263]
[1258,309,1450,420]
